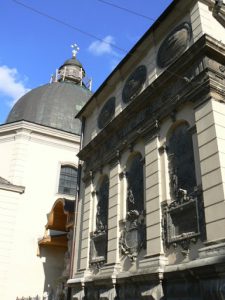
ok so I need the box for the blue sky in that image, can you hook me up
[0,0,173,124]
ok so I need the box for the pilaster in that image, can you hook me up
[107,159,121,266]
[195,99,225,243]
[144,135,163,256]
[78,176,93,271]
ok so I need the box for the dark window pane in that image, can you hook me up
[168,123,197,198]
[58,165,77,196]
[127,154,144,213]
[96,177,109,232]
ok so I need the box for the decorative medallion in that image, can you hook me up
[120,211,146,261]
[157,22,192,68]
[122,65,147,103]
[97,97,116,129]
[162,189,206,256]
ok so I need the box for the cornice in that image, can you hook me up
[0,120,80,143]
[0,182,25,194]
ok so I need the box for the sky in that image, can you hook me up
[0,0,173,124]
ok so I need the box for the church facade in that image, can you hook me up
[0,50,91,299]
[69,0,225,299]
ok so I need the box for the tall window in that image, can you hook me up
[58,165,78,196]
[167,122,197,199]
[163,123,204,251]
[127,153,144,216]
[90,176,109,267]
[96,176,109,233]
[120,153,145,260]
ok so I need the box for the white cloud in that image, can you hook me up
[0,65,30,107]
[88,35,118,56]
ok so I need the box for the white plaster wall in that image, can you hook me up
[0,133,15,180]
[0,123,79,300]
[0,189,21,300]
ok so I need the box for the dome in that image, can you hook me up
[6,81,92,134]
[60,57,83,69]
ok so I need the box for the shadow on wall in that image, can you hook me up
[40,246,66,299]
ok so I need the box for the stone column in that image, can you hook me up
[195,99,225,243]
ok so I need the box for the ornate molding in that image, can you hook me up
[120,211,146,261]
[90,231,107,269]
[162,188,206,256]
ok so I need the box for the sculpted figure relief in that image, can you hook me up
[157,22,192,68]
[97,97,115,129]
[122,65,147,103]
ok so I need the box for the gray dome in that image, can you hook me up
[6,81,92,134]
[60,57,83,69]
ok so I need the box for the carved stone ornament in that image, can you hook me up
[162,189,206,255]
[120,210,146,261]
[90,231,107,268]
[97,97,116,129]
[122,65,147,103]
[157,22,192,68]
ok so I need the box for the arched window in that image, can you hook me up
[120,153,145,260]
[58,165,78,196]
[90,176,109,266]
[96,176,109,233]
[167,122,197,199]
[163,122,204,251]
[126,153,144,216]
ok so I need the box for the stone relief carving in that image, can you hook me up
[157,22,192,68]
[98,97,116,129]
[120,155,146,260]
[213,0,225,27]
[122,65,147,103]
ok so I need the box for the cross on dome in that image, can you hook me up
[71,43,80,57]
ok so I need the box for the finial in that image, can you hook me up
[71,43,80,57]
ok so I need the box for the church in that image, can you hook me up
[0,47,92,299]
[69,0,225,299]
[1,0,225,299]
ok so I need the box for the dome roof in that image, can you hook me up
[60,56,83,69]
[6,81,92,134]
